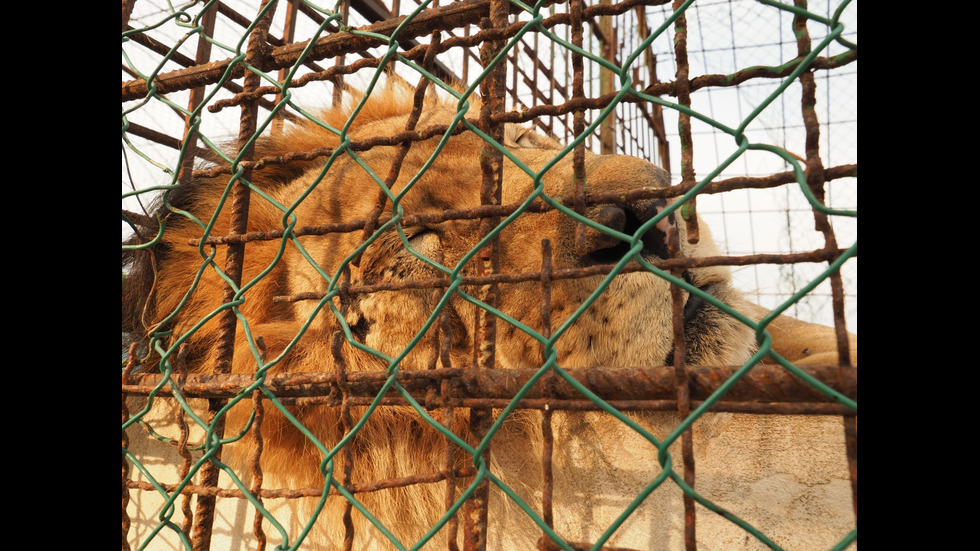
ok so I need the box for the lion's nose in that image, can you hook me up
[575,198,677,266]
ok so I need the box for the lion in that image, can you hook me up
[122,85,857,550]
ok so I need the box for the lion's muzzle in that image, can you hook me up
[574,197,678,266]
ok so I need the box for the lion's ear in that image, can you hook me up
[742,303,857,366]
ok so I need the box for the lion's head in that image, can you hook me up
[124,86,754,377]
[123,86,849,550]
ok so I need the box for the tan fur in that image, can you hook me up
[124,86,856,549]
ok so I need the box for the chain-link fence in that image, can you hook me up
[122,1,857,549]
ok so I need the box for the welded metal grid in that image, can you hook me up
[122,1,857,549]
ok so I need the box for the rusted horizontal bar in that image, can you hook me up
[272,396,853,416]
[123,121,181,151]
[121,0,501,101]
[126,465,478,500]
[269,246,853,303]
[123,364,856,407]
[490,50,854,127]
[122,208,157,229]
[124,25,197,67]
[123,121,213,160]
[121,0,686,102]
[185,163,856,247]
[188,117,470,181]
[123,0,854,116]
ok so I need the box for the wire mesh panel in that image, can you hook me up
[122,1,857,550]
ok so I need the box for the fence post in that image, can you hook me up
[463,0,509,548]
[190,2,277,549]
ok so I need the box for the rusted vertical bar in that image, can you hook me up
[122,0,137,31]
[178,6,218,188]
[539,240,555,547]
[122,343,139,551]
[531,32,539,110]
[443,376,461,551]
[177,2,217,547]
[122,397,131,551]
[333,0,350,107]
[464,1,508,548]
[175,379,196,537]
[598,0,616,154]
[546,5,557,138]
[431,240,459,549]
[438,278,460,551]
[191,3,277,550]
[249,386,268,550]
[672,1,698,244]
[352,32,443,270]
[671,277,697,551]
[329,329,357,551]
[441,288,460,550]
[792,0,856,518]
[272,0,300,136]
[636,5,670,172]
[462,24,471,85]
[670,2,697,548]
[510,49,520,109]
[570,0,587,257]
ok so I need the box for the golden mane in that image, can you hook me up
[245,84,466,186]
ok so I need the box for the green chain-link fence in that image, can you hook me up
[122,1,857,549]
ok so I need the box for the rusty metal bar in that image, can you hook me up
[122,0,853,106]
[127,392,854,418]
[249,387,268,549]
[121,0,505,101]
[181,72,855,179]
[635,7,670,171]
[665,5,697,541]
[672,0,698,248]
[464,0,509,546]
[442,360,462,551]
[351,31,445,270]
[673,276,698,549]
[333,0,350,107]
[122,396,132,551]
[185,156,854,245]
[349,0,460,84]
[174,4,220,548]
[123,121,211,160]
[570,0,587,281]
[272,0,301,136]
[124,363,856,414]
[792,0,857,522]
[122,0,136,31]
[663,81,697,545]
[264,247,854,307]
[597,0,616,154]
[122,342,139,551]
[844,414,857,517]
[539,239,556,545]
[124,25,197,67]
[190,3,277,549]
[127,464,480,501]
[177,6,217,195]
[175,363,196,539]
[122,19,296,118]
[325,331,356,550]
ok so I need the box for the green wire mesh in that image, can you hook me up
[122,1,856,549]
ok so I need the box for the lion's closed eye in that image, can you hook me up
[404,227,441,261]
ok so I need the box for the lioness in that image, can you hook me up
[123,86,856,550]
